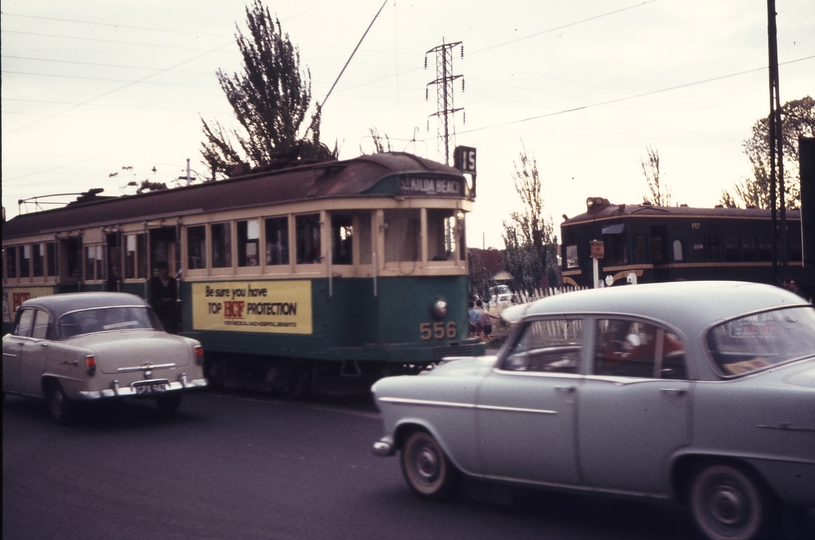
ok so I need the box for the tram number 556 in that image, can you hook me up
[420,321,457,340]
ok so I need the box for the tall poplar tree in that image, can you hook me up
[201,0,334,178]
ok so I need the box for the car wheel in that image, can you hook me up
[46,382,75,425]
[400,430,460,501]
[156,392,182,414]
[690,463,777,540]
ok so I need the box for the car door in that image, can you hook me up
[19,309,53,396]
[476,317,583,484]
[3,308,36,393]
[577,317,690,494]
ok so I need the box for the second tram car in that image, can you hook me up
[561,197,804,290]
[3,152,486,396]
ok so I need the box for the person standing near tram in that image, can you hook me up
[149,261,179,333]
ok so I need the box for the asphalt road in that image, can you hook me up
[3,390,812,540]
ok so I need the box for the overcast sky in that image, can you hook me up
[3,0,813,249]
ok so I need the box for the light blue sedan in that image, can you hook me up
[372,281,815,540]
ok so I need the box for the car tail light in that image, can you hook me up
[86,355,97,376]
[194,346,204,365]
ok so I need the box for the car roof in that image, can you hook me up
[20,292,150,319]
[521,281,809,334]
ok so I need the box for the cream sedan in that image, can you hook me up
[3,292,207,423]
[372,281,815,540]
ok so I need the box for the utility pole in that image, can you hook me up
[425,39,464,165]
[767,0,786,282]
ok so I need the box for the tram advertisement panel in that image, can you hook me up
[3,286,55,322]
[191,280,312,334]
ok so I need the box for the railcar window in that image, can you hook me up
[186,227,206,270]
[85,245,106,281]
[384,209,420,262]
[673,239,684,262]
[46,242,56,277]
[789,229,802,262]
[689,235,705,262]
[32,243,45,277]
[603,235,627,265]
[741,235,756,262]
[358,213,372,264]
[331,214,353,265]
[566,244,578,268]
[211,223,232,268]
[634,235,648,263]
[757,235,772,262]
[707,235,722,261]
[7,246,18,278]
[296,214,321,264]
[503,318,582,373]
[724,234,740,262]
[237,219,260,267]
[594,319,686,379]
[19,246,31,278]
[265,217,289,265]
[427,209,458,261]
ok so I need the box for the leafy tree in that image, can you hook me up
[201,0,335,177]
[721,96,814,208]
[641,146,670,206]
[502,144,559,295]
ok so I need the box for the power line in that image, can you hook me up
[3,30,219,51]
[1,55,214,75]
[2,70,213,88]
[2,12,230,38]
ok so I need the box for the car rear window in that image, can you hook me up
[707,306,815,376]
[58,306,161,338]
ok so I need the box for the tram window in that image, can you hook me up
[789,230,802,262]
[427,209,458,261]
[724,234,740,262]
[566,244,578,269]
[6,247,18,278]
[634,235,648,264]
[673,239,684,262]
[238,220,260,267]
[757,235,772,262]
[19,246,31,278]
[296,214,321,264]
[186,227,206,270]
[33,243,45,277]
[331,214,353,265]
[741,235,756,262]
[265,217,289,265]
[211,223,232,268]
[707,235,722,261]
[603,235,627,265]
[46,242,56,277]
[85,245,106,281]
[689,235,705,262]
[358,213,372,265]
[384,209,420,262]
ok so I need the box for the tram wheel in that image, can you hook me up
[280,363,311,400]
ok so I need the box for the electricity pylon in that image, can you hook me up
[425,39,464,165]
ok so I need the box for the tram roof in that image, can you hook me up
[3,152,468,240]
[562,199,800,226]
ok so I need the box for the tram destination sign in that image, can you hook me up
[398,176,464,197]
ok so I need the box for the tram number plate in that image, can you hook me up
[133,381,168,395]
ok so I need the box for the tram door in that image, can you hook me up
[106,232,122,291]
[650,226,669,282]
[57,237,82,290]
[149,227,178,278]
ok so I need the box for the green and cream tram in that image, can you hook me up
[3,152,485,396]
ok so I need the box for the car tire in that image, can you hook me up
[156,392,182,414]
[690,463,778,540]
[400,430,460,501]
[46,382,75,425]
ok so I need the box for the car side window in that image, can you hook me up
[13,309,36,337]
[502,318,582,374]
[594,319,687,379]
[31,310,52,339]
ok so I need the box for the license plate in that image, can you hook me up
[133,381,168,395]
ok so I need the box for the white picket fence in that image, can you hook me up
[510,285,589,304]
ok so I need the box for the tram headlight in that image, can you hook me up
[432,298,449,319]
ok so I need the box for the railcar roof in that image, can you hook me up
[562,202,800,225]
[523,281,809,335]
[4,152,463,239]
[19,292,150,319]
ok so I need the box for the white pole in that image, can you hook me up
[186,158,191,186]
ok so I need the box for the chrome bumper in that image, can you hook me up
[77,375,208,400]
[373,436,396,457]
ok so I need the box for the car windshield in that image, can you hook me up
[707,306,815,376]
[58,306,161,339]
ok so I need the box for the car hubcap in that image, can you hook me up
[710,483,747,527]
[416,446,439,483]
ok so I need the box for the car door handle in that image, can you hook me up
[660,388,686,396]
[555,386,576,394]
